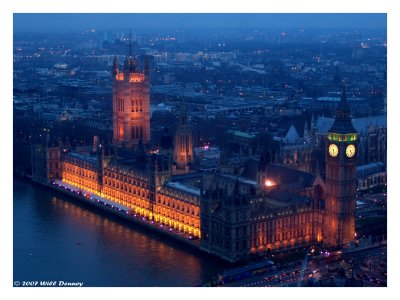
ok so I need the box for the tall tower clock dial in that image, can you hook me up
[324,87,358,248]
[346,144,356,158]
[328,144,338,157]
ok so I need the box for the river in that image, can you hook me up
[13,177,228,287]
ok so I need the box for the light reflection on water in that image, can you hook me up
[13,178,228,287]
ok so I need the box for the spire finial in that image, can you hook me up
[341,80,346,95]
[339,80,349,107]
[180,86,188,126]
[315,159,321,175]
[182,83,186,103]
[129,29,132,57]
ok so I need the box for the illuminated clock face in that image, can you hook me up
[346,144,356,158]
[328,144,338,157]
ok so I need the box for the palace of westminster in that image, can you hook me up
[31,54,362,263]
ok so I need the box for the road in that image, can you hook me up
[221,245,387,287]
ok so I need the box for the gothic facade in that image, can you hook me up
[112,55,151,148]
[30,67,360,262]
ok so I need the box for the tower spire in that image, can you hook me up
[173,82,193,174]
[127,30,137,72]
[328,81,356,134]
[337,82,350,113]
[129,29,132,57]
[112,55,118,75]
[180,84,187,126]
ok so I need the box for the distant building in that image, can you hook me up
[194,145,221,171]
[356,162,386,191]
[301,94,384,117]
[227,130,257,155]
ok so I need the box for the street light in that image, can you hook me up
[265,179,275,187]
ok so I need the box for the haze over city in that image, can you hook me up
[14,13,386,33]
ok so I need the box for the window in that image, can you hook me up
[132,127,136,139]
[118,98,124,112]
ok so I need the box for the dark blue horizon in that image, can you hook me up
[14,13,387,33]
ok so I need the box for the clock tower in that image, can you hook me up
[324,87,358,248]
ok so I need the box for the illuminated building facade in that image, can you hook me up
[200,160,326,261]
[62,152,101,194]
[48,140,330,262]
[60,149,202,238]
[249,191,324,256]
[30,69,358,263]
[112,55,151,148]
[155,181,201,237]
[101,162,153,218]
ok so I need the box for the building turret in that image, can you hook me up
[257,150,273,189]
[129,56,137,73]
[31,131,62,184]
[143,55,152,83]
[123,56,130,72]
[172,101,193,174]
[303,119,310,142]
[112,56,119,76]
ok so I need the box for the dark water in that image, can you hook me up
[13,177,228,287]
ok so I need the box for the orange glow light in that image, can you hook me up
[265,179,275,187]
[116,73,124,81]
[129,73,144,83]
[61,160,202,237]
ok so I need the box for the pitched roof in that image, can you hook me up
[328,90,357,134]
[267,189,312,206]
[316,114,387,134]
[241,158,316,189]
[285,125,300,143]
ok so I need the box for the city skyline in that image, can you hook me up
[2,0,400,296]
[13,13,387,33]
[7,5,400,300]
[12,11,387,288]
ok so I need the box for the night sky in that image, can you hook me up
[13,13,387,33]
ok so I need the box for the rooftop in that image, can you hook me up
[219,173,258,186]
[228,130,256,139]
[67,152,97,163]
[241,158,316,188]
[165,181,201,196]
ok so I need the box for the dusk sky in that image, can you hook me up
[13,13,387,33]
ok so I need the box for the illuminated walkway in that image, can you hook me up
[51,179,200,246]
